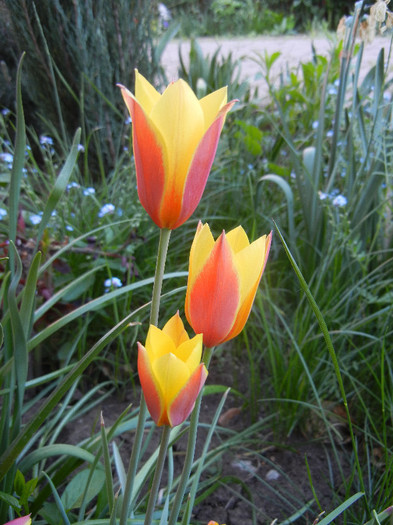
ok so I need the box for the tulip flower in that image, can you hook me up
[185,223,272,348]
[118,71,236,229]
[137,312,208,427]
[4,516,31,525]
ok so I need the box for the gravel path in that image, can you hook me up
[161,34,393,97]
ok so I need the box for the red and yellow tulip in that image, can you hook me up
[3,516,31,525]
[137,312,208,427]
[185,223,272,348]
[119,71,236,230]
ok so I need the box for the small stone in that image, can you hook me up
[266,469,280,481]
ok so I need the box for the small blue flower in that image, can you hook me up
[0,152,13,163]
[40,135,54,146]
[1,108,10,116]
[77,144,85,152]
[319,191,329,200]
[30,213,42,225]
[125,116,132,125]
[326,129,334,138]
[104,277,123,290]
[83,187,95,196]
[332,195,347,207]
[98,203,115,217]
[0,208,7,219]
[312,121,319,130]
[65,224,74,231]
[67,182,80,190]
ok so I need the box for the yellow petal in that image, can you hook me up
[188,222,215,290]
[162,312,189,346]
[135,70,161,115]
[174,334,203,371]
[145,324,176,360]
[226,226,250,253]
[234,235,269,304]
[152,353,190,405]
[150,79,205,187]
[199,86,228,129]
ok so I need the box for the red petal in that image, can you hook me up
[172,101,236,229]
[137,343,165,425]
[186,233,240,347]
[168,364,208,427]
[121,88,166,228]
[224,231,272,343]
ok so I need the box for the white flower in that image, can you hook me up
[158,3,171,21]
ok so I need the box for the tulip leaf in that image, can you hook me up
[112,441,126,494]
[62,468,106,510]
[42,472,71,525]
[18,444,98,473]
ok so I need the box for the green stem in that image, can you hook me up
[168,346,214,525]
[149,228,171,326]
[144,425,171,525]
[119,228,172,525]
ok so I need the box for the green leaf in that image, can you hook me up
[18,444,99,473]
[7,242,27,410]
[316,492,364,525]
[42,472,71,525]
[61,468,105,510]
[0,490,20,510]
[20,252,41,338]
[258,174,294,244]
[13,469,25,496]
[9,54,26,252]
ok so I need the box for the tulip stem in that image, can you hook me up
[144,425,172,525]
[119,227,172,525]
[168,346,214,525]
[150,228,171,326]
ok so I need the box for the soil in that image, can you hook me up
[61,34,389,524]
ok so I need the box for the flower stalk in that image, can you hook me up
[167,346,214,525]
[119,227,171,525]
[143,425,172,525]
